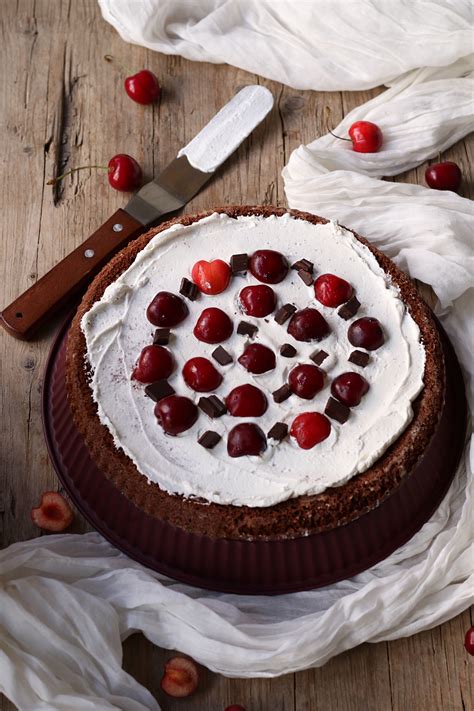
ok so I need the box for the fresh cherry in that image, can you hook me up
[124,69,161,105]
[331,372,369,407]
[238,343,276,374]
[249,250,289,284]
[290,412,331,449]
[193,307,233,344]
[227,423,267,457]
[314,273,352,307]
[349,121,383,153]
[155,395,198,435]
[192,259,231,295]
[147,291,189,327]
[239,284,276,317]
[132,345,174,383]
[425,161,461,192]
[47,154,143,193]
[225,706,246,711]
[464,626,474,656]
[160,656,199,698]
[289,364,325,400]
[31,491,74,532]
[182,357,222,392]
[226,384,268,417]
[287,308,330,342]
[348,317,384,350]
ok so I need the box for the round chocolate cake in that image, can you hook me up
[66,206,445,540]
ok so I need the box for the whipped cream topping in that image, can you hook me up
[81,213,426,508]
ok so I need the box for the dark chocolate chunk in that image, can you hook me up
[274,303,297,325]
[325,396,350,424]
[291,258,314,273]
[145,380,175,402]
[198,395,227,418]
[338,295,361,320]
[198,430,221,449]
[268,422,288,442]
[310,349,329,366]
[349,350,370,367]
[179,277,199,301]
[237,320,258,338]
[212,345,233,365]
[280,343,297,358]
[230,253,248,274]
[153,328,170,345]
[298,269,314,286]
[272,384,291,403]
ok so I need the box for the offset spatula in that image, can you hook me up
[1,85,273,340]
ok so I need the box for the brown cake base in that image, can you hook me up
[66,206,445,541]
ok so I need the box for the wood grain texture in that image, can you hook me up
[0,1,472,710]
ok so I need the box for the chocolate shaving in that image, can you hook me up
[325,396,350,424]
[272,384,291,403]
[310,349,329,366]
[274,303,296,325]
[230,253,248,274]
[268,422,288,442]
[349,350,370,367]
[237,321,258,338]
[291,258,314,273]
[338,295,360,320]
[179,277,199,301]
[280,343,297,358]
[212,345,233,365]
[198,395,227,418]
[144,380,175,402]
[298,269,314,286]
[153,328,170,346]
[198,430,221,449]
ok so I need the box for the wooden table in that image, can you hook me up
[1,2,472,709]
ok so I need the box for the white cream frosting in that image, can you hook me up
[81,213,426,507]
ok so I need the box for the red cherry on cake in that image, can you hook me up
[348,317,384,350]
[147,291,189,327]
[287,308,330,342]
[193,307,233,344]
[238,343,276,374]
[249,249,288,284]
[124,69,161,105]
[132,345,174,383]
[182,357,222,392]
[226,384,268,417]
[191,259,231,295]
[290,412,331,449]
[239,284,276,317]
[227,423,267,457]
[464,626,474,656]
[155,395,198,435]
[349,121,383,153]
[314,273,352,307]
[331,372,369,407]
[425,161,461,192]
[289,364,325,400]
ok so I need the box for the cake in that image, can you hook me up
[66,206,445,540]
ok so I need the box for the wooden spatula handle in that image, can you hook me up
[0,209,143,340]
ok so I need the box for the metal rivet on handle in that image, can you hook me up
[84,249,95,258]
[112,223,123,232]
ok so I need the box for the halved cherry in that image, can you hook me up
[249,249,288,284]
[238,343,276,374]
[147,291,188,327]
[132,345,174,383]
[314,274,352,307]
[182,357,222,392]
[194,307,233,344]
[331,372,369,406]
[287,308,329,342]
[160,656,199,698]
[31,492,74,532]
[155,395,198,435]
[227,423,267,457]
[290,412,331,449]
[191,259,231,295]
[239,284,276,317]
[289,364,325,399]
[348,317,384,350]
[226,384,268,417]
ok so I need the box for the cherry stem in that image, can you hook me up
[328,128,351,142]
[104,54,133,77]
[47,165,109,186]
